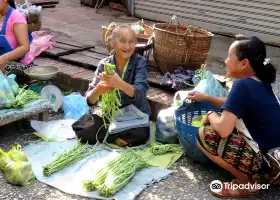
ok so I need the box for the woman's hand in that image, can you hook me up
[97,72,124,89]
[0,55,8,71]
[96,81,114,95]
[201,114,210,125]
[187,91,208,102]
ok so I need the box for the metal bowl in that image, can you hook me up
[24,66,60,81]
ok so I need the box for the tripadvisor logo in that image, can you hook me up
[210,180,269,193]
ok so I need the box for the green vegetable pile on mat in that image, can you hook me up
[150,143,183,155]
[101,61,122,128]
[191,114,206,127]
[10,86,40,108]
[43,142,96,177]
[0,145,35,186]
[83,150,149,197]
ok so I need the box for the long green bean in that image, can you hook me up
[43,142,96,177]
[101,62,123,128]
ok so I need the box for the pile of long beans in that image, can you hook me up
[43,142,96,177]
[101,62,122,128]
[83,150,148,197]
[150,143,183,155]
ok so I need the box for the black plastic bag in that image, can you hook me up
[72,114,107,145]
[72,114,149,147]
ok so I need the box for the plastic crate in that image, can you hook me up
[174,102,220,164]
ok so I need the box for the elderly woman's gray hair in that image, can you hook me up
[110,25,137,42]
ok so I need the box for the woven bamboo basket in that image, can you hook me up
[102,22,153,54]
[153,23,213,73]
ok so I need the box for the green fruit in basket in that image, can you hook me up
[192,115,203,122]
[191,114,206,127]
[191,121,203,127]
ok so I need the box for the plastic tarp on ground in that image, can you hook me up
[23,140,172,200]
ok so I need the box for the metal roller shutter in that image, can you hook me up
[134,0,280,44]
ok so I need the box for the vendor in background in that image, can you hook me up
[85,25,151,146]
[0,0,33,83]
[187,35,280,198]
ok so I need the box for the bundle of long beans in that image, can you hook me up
[43,142,96,177]
[150,143,183,155]
[101,62,122,128]
[83,150,149,197]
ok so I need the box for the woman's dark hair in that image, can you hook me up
[234,34,276,83]
[8,0,16,8]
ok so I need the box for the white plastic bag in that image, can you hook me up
[30,119,77,141]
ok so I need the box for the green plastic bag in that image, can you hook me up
[5,160,35,186]
[0,147,35,186]
[8,145,28,162]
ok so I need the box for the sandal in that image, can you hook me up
[211,179,260,198]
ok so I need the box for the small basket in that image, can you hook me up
[174,102,220,163]
[153,23,213,73]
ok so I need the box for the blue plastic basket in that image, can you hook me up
[174,102,220,164]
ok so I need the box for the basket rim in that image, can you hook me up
[102,24,153,37]
[102,23,153,30]
[153,23,214,37]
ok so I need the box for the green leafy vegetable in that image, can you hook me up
[0,148,35,186]
[0,149,10,172]
[5,160,35,186]
[10,86,41,108]
[8,145,28,162]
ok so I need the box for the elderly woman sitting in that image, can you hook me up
[85,25,151,147]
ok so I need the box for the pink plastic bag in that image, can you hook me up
[22,31,56,64]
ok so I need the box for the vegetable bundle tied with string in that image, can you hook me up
[101,61,123,128]
[83,150,149,197]
[43,142,96,177]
